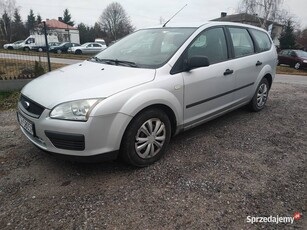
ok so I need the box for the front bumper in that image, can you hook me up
[17,101,132,158]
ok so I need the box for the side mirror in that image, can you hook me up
[186,56,210,71]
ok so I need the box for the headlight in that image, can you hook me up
[303,60,307,63]
[50,99,102,121]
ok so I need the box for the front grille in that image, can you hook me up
[45,131,85,151]
[19,94,45,118]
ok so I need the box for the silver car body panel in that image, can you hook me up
[19,22,277,157]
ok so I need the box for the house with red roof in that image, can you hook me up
[34,18,80,44]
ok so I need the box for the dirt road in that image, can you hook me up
[0,81,306,229]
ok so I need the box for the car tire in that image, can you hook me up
[248,78,269,112]
[8,46,13,50]
[120,108,171,167]
[75,50,82,55]
[57,49,62,54]
[294,62,301,70]
[38,48,43,52]
[23,47,30,51]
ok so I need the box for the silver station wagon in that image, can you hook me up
[18,22,277,166]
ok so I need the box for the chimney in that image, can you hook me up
[221,12,227,18]
[58,17,63,22]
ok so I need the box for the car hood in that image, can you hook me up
[21,60,156,109]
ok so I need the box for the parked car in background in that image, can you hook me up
[18,22,277,167]
[68,42,106,54]
[49,42,81,54]
[278,49,307,69]
[48,42,61,48]
[3,40,24,50]
[31,42,62,52]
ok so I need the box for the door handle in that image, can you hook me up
[224,69,234,76]
[256,61,262,66]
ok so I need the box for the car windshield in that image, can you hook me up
[94,28,196,68]
[296,50,307,58]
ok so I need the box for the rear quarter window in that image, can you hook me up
[250,29,272,52]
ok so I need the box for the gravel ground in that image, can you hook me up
[0,82,306,229]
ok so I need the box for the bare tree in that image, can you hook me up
[98,2,134,41]
[0,0,17,41]
[238,0,284,28]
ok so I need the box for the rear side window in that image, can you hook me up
[229,27,254,58]
[250,29,272,52]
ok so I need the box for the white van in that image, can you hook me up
[21,34,59,51]
[95,38,107,49]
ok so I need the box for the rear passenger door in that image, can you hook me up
[227,27,260,103]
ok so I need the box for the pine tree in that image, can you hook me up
[12,9,26,41]
[36,14,42,24]
[26,9,36,34]
[279,20,296,49]
[63,9,74,26]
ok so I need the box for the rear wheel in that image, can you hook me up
[38,47,43,52]
[8,46,13,50]
[248,78,269,112]
[57,49,62,54]
[75,49,82,55]
[120,108,171,167]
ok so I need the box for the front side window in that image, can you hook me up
[187,27,228,65]
[250,29,272,52]
[229,27,254,58]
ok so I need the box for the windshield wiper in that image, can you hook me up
[89,56,103,62]
[99,59,138,67]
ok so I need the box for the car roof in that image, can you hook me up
[146,21,268,33]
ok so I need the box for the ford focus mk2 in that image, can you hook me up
[17,22,277,166]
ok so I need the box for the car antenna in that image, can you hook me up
[163,4,188,27]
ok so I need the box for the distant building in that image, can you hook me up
[33,18,80,44]
[212,13,283,47]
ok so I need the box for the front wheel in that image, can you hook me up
[248,78,269,112]
[120,108,171,167]
[294,62,301,70]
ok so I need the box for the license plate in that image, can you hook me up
[17,112,35,136]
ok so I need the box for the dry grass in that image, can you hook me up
[276,65,307,76]
[0,91,20,111]
[0,48,91,60]
[0,59,67,80]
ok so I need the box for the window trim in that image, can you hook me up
[248,28,272,53]
[170,26,230,75]
[225,26,256,59]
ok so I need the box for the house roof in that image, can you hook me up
[212,13,282,27]
[45,19,77,30]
